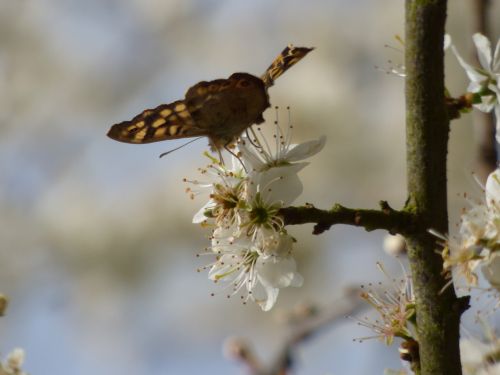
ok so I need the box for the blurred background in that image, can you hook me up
[1,1,499,374]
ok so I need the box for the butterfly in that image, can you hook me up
[107,45,313,154]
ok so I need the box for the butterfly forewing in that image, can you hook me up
[107,100,204,144]
[107,45,313,150]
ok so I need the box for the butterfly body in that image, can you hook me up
[185,73,270,149]
[107,45,313,151]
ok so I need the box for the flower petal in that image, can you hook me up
[473,33,492,72]
[486,168,500,207]
[250,163,307,206]
[493,37,500,73]
[193,200,214,223]
[252,280,279,311]
[237,140,266,171]
[443,34,452,51]
[285,135,326,162]
[481,253,500,290]
[496,105,500,144]
[256,255,303,288]
[452,45,486,84]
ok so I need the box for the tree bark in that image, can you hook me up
[405,1,467,374]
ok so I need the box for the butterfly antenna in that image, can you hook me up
[224,144,247,173]
[159,137,203,158]
[245,128,261,149]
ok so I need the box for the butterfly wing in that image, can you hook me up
[107,100,205,144]
[184,73,269,149]
[261,45,314,88]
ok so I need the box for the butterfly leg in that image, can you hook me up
[223,142,247,172]
[216,148,225,166]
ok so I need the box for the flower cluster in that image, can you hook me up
[449,33,500,142]
[352,262,416,346]
[186,114,325,311]
[432,168,500,305]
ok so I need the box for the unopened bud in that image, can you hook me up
[383,234,407,256]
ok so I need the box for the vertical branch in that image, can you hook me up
[405,1,467,374]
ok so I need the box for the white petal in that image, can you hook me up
[452,45,486,84]
[460,338,492,368]
[468,81,483,93]
[473,33,493,72]
[481,253,500,290]
[285,135,326,162]
[486,168,500,207]
[192,200,214,223]
[251,163,307,205]
[496,105,500,144]
[256,255,302,288]
[473,95,497,113]
[259,231,294,256]
[443,34,451,51]
[493,38,500,73]
[252,281,279,311]
[237,141,265,171]
[208,254,239,281]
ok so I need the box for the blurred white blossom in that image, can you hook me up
[461,325,500,375]
[433,168,500,304]
[352,262,416,346]
[0,348,27,375]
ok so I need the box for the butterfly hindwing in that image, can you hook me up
[107,100,204,144]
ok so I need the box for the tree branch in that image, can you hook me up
[405,1,467,374]
[281,201,418,235]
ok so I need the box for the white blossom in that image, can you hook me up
[450,33,500,142]
[352,262,416,346]
[187,111,324,310]
[203,226,303,311]
[435,168,500,299]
